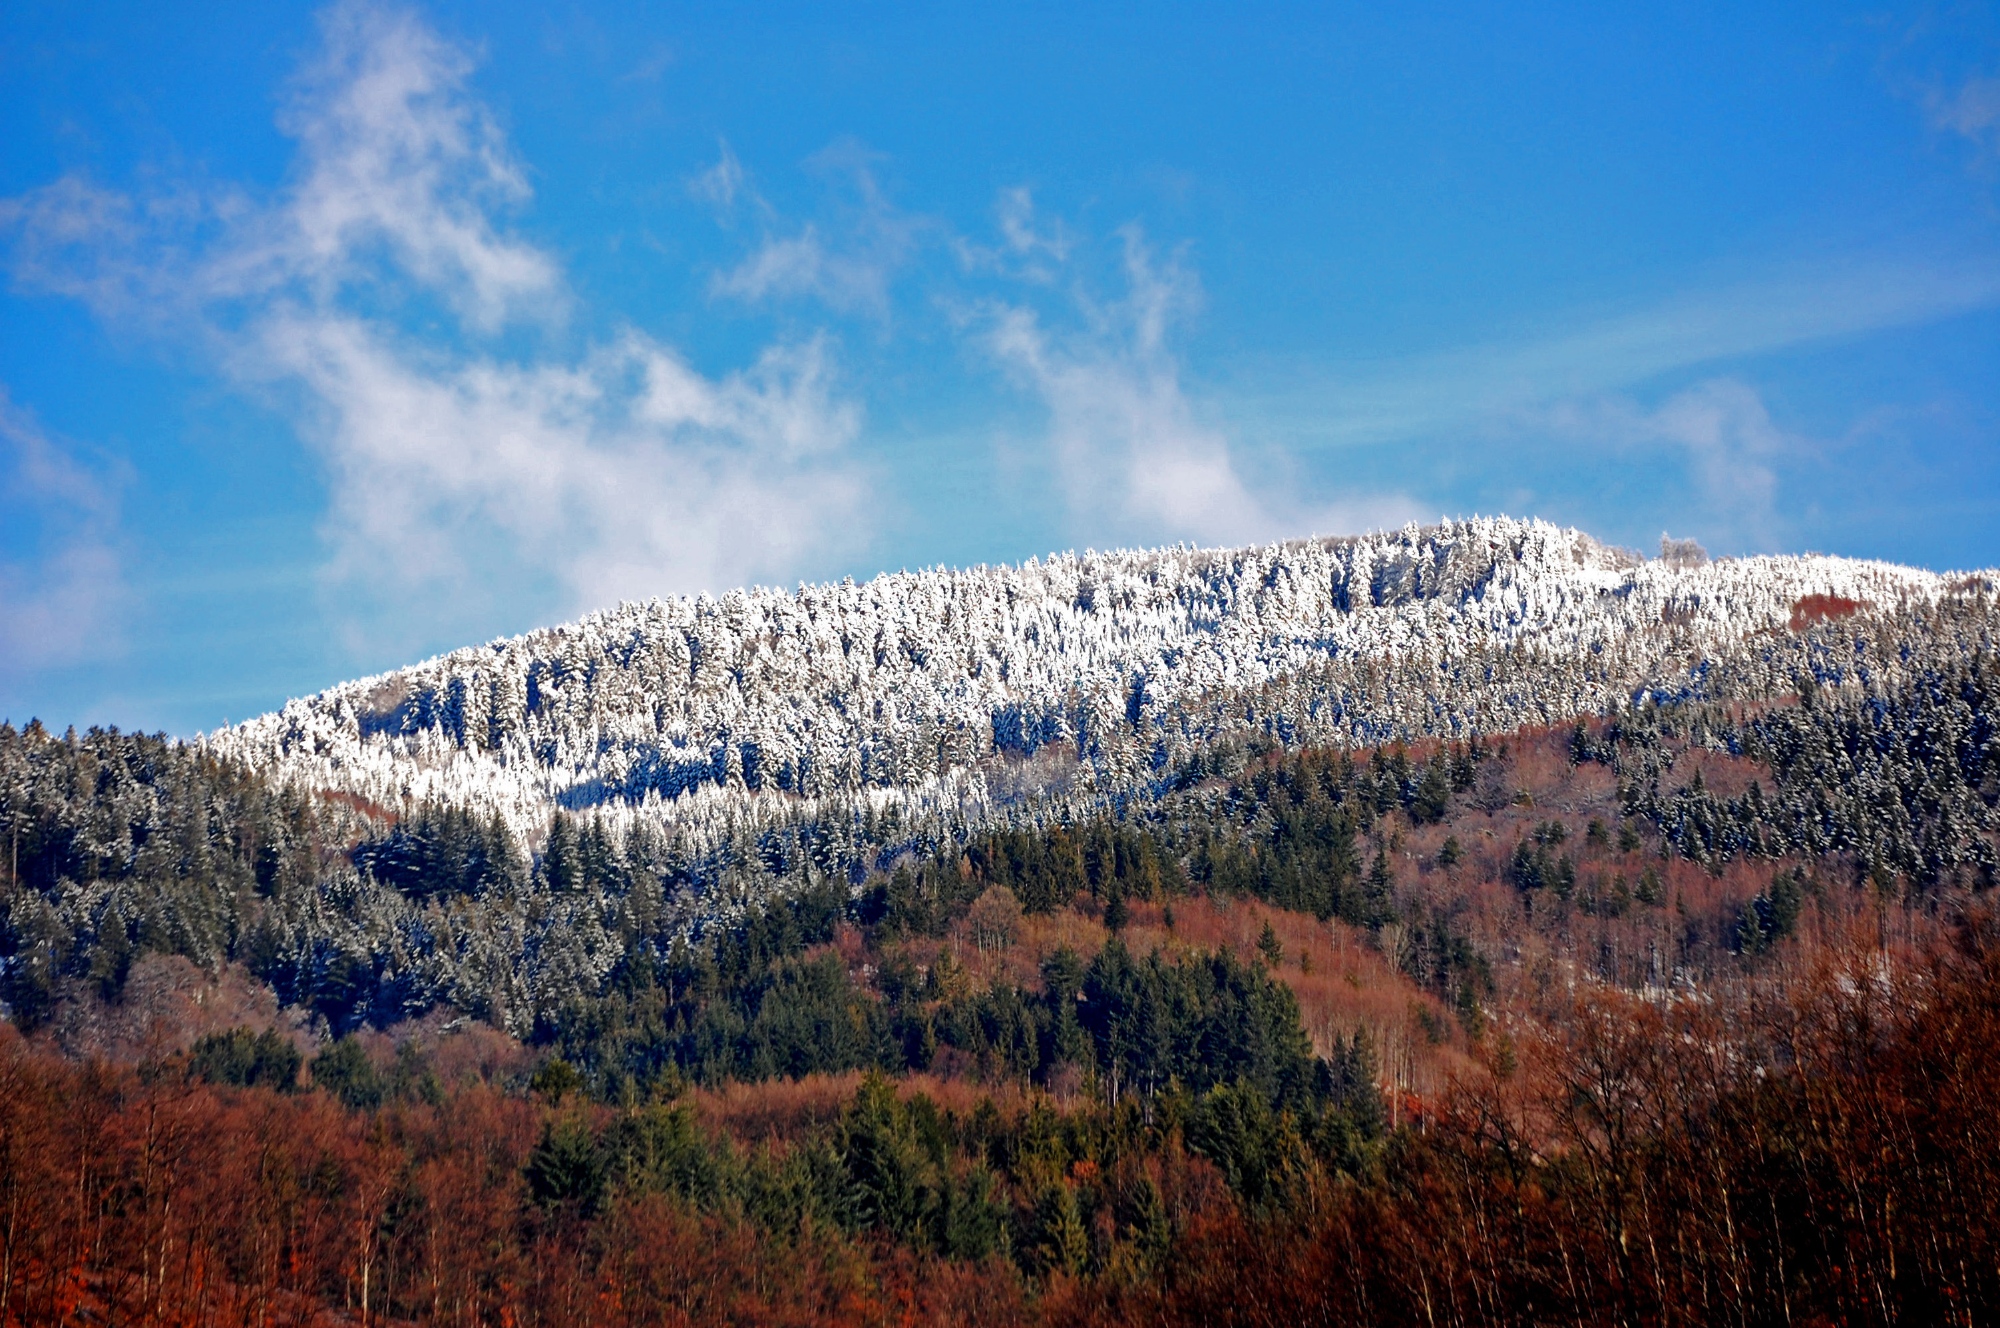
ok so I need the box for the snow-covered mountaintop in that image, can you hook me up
[207,517,1979,842]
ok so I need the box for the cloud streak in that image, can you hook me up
[262,2,561,330]
[1929,74,2000,159]
[1537,378,1795,550]
[953,187,1072,284]
[274,319,860,613]
[708,142,925,318]
[983,227,1420,547]
[2,0,871,650]
[1226,255,2000,452]
[0,394,127,681]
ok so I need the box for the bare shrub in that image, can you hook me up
[968,885,1024,953]
[1658,534,1709,568]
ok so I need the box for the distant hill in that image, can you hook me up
[3,553,1998,1322]
[208,516,1979,871]
[6,517,1994,1046]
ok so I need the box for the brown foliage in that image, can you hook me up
[1789,593,1863,631]
[0,1038,1039,1327]
[47,955,307,1065]
[3,906,1998,1324]
[1079,910,2000,1328]
[1121,895,1475,1106]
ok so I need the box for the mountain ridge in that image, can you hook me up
[206,517,1989,862]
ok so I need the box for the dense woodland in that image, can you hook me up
[1,904,1993,1326]
[1,580,1998,1322]
[206,519,1968,879]
[7,604,1994,1053]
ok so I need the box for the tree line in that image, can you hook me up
[0,903,1994,1323]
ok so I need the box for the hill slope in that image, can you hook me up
[208,517,1973,862]
[4,520,1999,1325]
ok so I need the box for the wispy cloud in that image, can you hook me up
[954,187,1071,283]
[689,140,753,215]
[1537,378,1795,549]
[709,140,926,317]
[617,44,675,86]
[2,0,871,649]
[1226,255,2000,452]
[0,175,231,331]
[983,226,1420,547]
[1930,74,2000,158]
[274,319,860,616]
[0,393,127,681]
[260,2,562,331]
[711,224,896,312]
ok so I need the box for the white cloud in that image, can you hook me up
[0,394,127,679]
[954,187,1070,283]
[1649,381,1787,533]
[253,1,562,331]
[710,224,897,313]
[0,175,232,330]
[1930,74,2000,157]
[272,316,861,614]
[995,187,1067,261]
[2,0,871,646]
[1540,378,1794,548]
[689,140,751,214]
[709,142,925,317]
[1227,255,2000,453]
[985,227,1420,547]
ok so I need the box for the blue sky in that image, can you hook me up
[3,0,1998,734]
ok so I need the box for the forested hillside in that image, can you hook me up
[6,569,1994,1044]
[206,518,1974,871]
[3,903,1994,1326]
[1,525,1998,1323]
[3,660,1997,1323]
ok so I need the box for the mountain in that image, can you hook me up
[4,517,2000,1324]
[7,516,1992,1044]
[209,516,1973,869]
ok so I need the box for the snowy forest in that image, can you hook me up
[205,517,1965,857]
[1,518,1998,1324]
